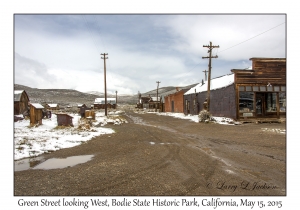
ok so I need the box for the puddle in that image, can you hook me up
[15,155,94,171]
[34,155,94,170]
[14,156,45,171]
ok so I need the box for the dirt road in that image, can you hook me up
[14,109,286,196]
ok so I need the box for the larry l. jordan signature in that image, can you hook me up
[206,181,278,192]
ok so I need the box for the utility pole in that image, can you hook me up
[202,42,219,111]
[156,81,160,112]
[101,53,108,116]
[115,91,118,109]
[202,69,208,81]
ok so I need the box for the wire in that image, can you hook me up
[218,22,285,54]
[195,22,285,64]
[81,15,102,55]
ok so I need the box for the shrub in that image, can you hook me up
[198,110,211,122]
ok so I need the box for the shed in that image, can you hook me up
[30,103,44,126]
[56,113,74,126]
[46,103,60,110]
[14,90,30,115]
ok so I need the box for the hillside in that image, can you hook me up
[14,83,198,107]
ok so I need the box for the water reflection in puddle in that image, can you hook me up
[15,155,94,171]
[14,156,45,171]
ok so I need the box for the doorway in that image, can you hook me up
[256,93,265,117]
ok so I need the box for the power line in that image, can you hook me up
[218,22,285,54]
[187,22,285,73]
[81,15,102,54]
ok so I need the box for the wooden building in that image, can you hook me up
[94,98,116,109]
[164,88,190,113]
[148,96,160,110]
[232,57,286,120]
[46,103,60,111]
[183,57,286,120]
[14,90,29,115]
[30,103,44,126]
[56,113,74,126]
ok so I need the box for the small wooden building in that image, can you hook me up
[183,57,286,120]
[14,90,29,115]
[46,103,60,110]
[94,98,116,109]
[149,96,162,111]
[56,113,74,126]
[30,103,44,126]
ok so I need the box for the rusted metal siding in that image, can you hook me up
[184,84,237,119]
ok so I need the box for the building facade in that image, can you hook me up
[164,89,189,113]
[232,57,286,120]
[183,57,286,120]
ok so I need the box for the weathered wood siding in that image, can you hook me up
[235,59,286,85]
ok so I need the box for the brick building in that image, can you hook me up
[164,88,190,113]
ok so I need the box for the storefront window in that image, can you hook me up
[260,86,266,91]
[239,92,254,113]
[246,86,252,91]
[266,93,277,112]
[239,86,245,91]
[267,86,273,91]
[281,86,286,91]
[274,86,280,91]
[279,92,286,112]
[253,86,259,91]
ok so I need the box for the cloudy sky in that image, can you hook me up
[14,14,286,95]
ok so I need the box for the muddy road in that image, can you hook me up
[14,109,286,196]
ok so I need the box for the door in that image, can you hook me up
[171,101,174,112]
[256,93,265,117]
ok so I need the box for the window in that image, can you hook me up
[279,92,286,112]
[239,86,245,91]
[246,86,252,91]
[253,86,259,91]
[260,86,266,91]
[239,92,254,113]
[266,93,277,112]
[281,86,286,91]
[267,86,273,91]
[274,86,280,91]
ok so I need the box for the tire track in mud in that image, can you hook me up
[122,112,222,195]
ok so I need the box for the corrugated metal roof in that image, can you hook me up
[31,103,44,109]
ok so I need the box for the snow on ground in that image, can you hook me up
[152,112,236,125]
[14,111,127,160]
